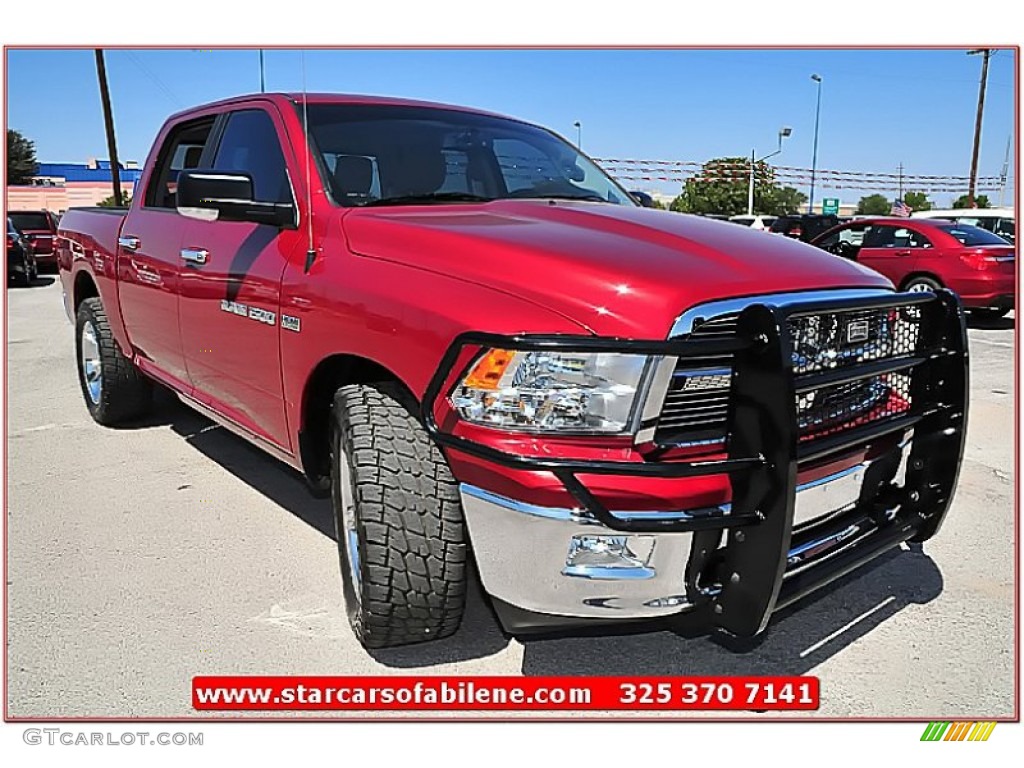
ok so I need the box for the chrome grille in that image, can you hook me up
[653,315,738,445]
[653,292,920,447]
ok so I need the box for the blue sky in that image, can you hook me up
[5,47,1017,206]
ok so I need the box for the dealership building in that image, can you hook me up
[6,159,142,212]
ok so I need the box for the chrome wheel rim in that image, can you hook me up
[80,321,102,404]
[339,448,361,604]
[907,282,932,293]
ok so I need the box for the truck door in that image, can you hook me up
[117,116,215,391]
[178,106,301,450]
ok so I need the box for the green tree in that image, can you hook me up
[768,186,808,215]
[903,191,931,212]
[951,193,990,209]
[7,129,38,185]
[669,156,782,216]
[97,192,132,208]
[856,194,891,215]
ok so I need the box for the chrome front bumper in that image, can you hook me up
[461,439,911,623]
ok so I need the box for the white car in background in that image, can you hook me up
[729,214,778,231]
[912,207,1015,244]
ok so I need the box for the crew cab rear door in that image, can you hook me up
[118,115,215,391]
[177,105,302,450]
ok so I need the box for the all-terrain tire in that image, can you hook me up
[75,297,153,426]
[331,382,467,649]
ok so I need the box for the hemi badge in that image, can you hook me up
[281,315,301,333]
[847,319,870,344]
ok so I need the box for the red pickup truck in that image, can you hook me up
[58,93,968,649]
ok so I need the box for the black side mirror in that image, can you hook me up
[562,162,586,182]
[176,170,296,228]
[629,190,657,208]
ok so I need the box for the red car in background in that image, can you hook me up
[8,210,60,270]
[812,217,1016,319]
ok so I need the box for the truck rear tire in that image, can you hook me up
[75,297,153,426]
[330,382,467,649]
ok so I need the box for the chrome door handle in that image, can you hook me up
[118,235,141,251]
[180,247,209,266]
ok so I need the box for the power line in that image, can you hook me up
[124,51,184,108]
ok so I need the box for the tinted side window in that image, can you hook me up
[893,227,932,248]
[212,110,292,204]
[145,117,215,209]
[840,225,867,245]
[993,218,1015,240]
[818,225,865,248]
[862,225,898,248]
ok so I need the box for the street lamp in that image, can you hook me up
[748,126,792,216]
[808,74,823,214]
[573,121,582,149]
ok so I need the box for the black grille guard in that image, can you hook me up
[421,289,968,636]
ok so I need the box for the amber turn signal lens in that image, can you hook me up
[463,348,515,390]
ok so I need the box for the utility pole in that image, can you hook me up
[967,48,993,207]
[94,49,123,207]
[259,49,266,93]
[897,162,904,200]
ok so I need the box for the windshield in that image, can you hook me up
[304,104,636,208]
[935,223,1012,246]
[9,212,50,231]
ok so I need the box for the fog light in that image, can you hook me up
[563,535,655,580]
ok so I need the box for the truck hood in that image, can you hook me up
[342,200,892,337]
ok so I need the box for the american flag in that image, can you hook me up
[890,199,912,217]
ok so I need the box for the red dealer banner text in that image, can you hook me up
[192,675,819,711]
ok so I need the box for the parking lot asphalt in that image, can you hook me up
[4,276,1016,718]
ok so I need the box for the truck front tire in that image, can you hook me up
[75,297,153,426]
[331,382,468,649]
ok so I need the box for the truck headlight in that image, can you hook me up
[449,348,651,434]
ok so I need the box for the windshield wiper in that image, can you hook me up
[517,193,610,203]
[362,192,494,207]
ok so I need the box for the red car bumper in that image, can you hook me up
[23,234,57,266]
[947,271,1016,310]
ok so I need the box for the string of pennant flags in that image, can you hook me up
[602,173,1002,194]
[591,157,1006,194]
[593,157,1004,181]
